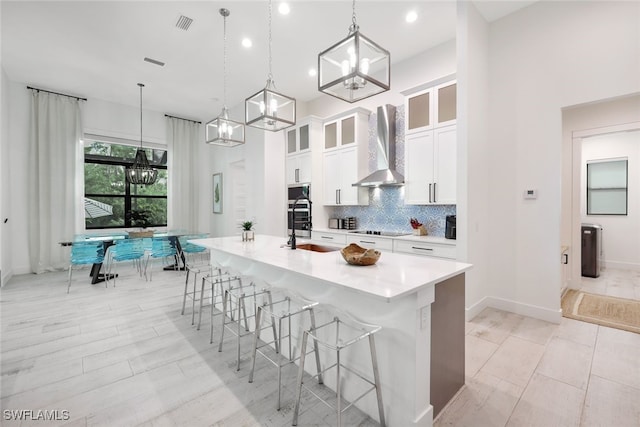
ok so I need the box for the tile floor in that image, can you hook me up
[2,266,639,427]
[577,267,640,301]
[436,297,640,427]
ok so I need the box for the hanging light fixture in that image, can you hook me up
[245,0,296,131]
[125,83,158,185]
[205,8,245,147]
[318,0,390,103]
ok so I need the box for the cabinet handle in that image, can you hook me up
[412,246,433,251]
[295,168,299,183]
[335,189,339,205]
[563,253,568,264]
[429,183,432,203]
[360,240,376,245]
[433,182,437,203]
[338,189,341,204]
[321,236,334,240]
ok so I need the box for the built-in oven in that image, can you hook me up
[287,183,311,238]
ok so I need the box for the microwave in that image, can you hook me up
[287,183,310,201]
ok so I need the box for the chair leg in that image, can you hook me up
[292,331,309,426]
[67,265,73,294]
[369,335,386,427]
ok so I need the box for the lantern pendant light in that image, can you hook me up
[205,8,245,146]
[125,83,158,185]
[245,0,296,131]
[318,0,390,103]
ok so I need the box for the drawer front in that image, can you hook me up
[346,235,393,252]
[312,231,347,245]
[393,240,456,259]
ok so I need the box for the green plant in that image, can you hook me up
[127,209,153,229]
[240,221,254,231]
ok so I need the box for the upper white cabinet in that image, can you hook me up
[322,108,370,206]
[285,117,321,185]
[405,80,456,134]
[405,125,456,205]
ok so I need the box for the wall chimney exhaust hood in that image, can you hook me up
[352,104,404,187]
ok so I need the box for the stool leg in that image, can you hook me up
[292,330,309,426]
[369,335,386,427]
[236,294,243,370]
[210,278,218,344]
[248,305,262,383]
[217,290,228,348]
[309,309,323,384]
[190,270,198,325]
[267,291,279,354]
[197,276,206,330]
[181,269,189,315]
[336,348,342,427]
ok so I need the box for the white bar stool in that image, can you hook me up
[248,287,323,410]
[292,307,386,427]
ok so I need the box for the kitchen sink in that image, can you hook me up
[293,243,340,253]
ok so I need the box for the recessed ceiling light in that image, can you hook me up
[242,38,252,48]
[278,3,290,15]
[406,11,418,23]
[144,57,165,67]
[308,68,317,77]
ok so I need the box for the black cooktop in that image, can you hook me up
[349,230,411,237]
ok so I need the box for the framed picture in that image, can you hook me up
[212,173,223,214]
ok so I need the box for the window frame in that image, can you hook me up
[586,158,628,216]
[84,139,168,230]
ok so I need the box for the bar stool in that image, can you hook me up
[248,288,323,410]
[198,262,242,338]
[218,276,271,371]
[178,234,211,324]
[292,308,386,427]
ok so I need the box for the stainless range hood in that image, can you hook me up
[352,104,404,187]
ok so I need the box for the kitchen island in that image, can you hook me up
[190,235,472,427]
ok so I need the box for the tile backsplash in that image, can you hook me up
[327,104,456,237]
[329,187,456,236]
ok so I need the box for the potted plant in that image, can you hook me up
[240,220,255,242]
[127,209,154,238]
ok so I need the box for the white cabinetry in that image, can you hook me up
[405,80,457,134]
[345,234,393,252]
[405,125,456,205]
[322,108,370,206]
[312,230,347,245]
[393,239,456,260]
[285,117,321,185]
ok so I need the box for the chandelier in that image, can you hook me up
[318,0,390,103]
[245,0,296,131]
[125,83,158,185]
[205,8,245,146]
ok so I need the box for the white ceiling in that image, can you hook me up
[1,1,535,123]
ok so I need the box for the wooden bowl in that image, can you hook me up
[340,243,381,266]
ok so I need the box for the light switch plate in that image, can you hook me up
[524,189,538,199]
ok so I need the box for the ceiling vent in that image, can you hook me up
[143,57,165,67]
[175,15,194,31]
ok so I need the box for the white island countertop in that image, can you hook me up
[190,234,471,302]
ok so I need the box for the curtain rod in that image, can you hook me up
[164,114,201,124]
[27,86,87,101]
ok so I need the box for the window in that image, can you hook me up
[84,138,168,229]
[586,159,628,215]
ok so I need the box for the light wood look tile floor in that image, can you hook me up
[437,298,640,427]
[4,267,640,427]
[578,268,640,301]
[1,267,379,427]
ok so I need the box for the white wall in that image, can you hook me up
[483,0,640,322]
[457,2,491,319]
[581,130,640,270]
[0,65,11,285]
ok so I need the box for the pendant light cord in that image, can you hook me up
[349,0,359,33]
[138,83,144,149]
[268,0,273,82]
[223,11,227,109]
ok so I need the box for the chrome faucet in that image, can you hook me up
[289,194,312,250]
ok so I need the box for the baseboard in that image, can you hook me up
[1,268,13,287]
[466,296,562,324]
[413,404,434,427]
[602,261,640,272]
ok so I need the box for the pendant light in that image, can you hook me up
[245,0,296,131]
[125,83,158,185]
[205,8,245,146]
[318,0,390,103]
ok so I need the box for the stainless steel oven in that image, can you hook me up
[287,184,311,238]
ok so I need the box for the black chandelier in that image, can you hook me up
[125,83,158,185]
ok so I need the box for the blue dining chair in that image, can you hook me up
[106,238,146,286]
[144,236,178,281]
[67,240,106,293]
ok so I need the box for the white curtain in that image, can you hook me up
[28,91,83,273]
[167,117,201,232]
